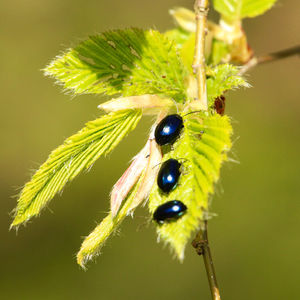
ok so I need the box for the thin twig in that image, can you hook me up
[192,1,220,298]
[239,44,300,75]
[192,221,221,300]
[192,0,209,110]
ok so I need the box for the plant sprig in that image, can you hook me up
[11,0,286,278]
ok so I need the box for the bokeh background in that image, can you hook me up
[1,0,299,299]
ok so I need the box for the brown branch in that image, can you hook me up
[192,0,209,110]
[239,45,300,75]
[192,221,221,300]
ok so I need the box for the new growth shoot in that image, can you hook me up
[11,0,298,299]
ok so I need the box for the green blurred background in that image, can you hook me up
[1,0,299,299]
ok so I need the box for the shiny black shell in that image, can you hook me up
[153,200,187,224]
[157,159,181,193]
[154,114,183,146]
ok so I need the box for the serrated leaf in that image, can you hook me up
[149,113,232,259]
[45,28,188,102]
[213,0,277,21]
[207,64,249,106]
[11,110,142,228]
[77,166,146,268]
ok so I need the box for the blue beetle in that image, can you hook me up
[154,114,183,146]
[157,159,181,193]
[153,200,187,224]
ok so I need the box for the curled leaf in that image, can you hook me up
[111,111,166,216]
[110,140,150,217]
[128,139,162,212]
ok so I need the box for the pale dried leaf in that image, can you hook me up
[128,139,162,212]
[110,140,150,217]
[98,95,175,115]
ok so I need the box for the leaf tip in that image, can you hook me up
[9,222,17,231]
[9,213,29,233]
[76,251,88,270]
[10,213,24,230]
[176,246,185,262]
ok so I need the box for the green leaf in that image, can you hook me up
[208,39,230,65]
[45,28,188,102]
[207,64,249,106]
[180,33,196,72]
[164,29,195,72]
[164,28,191,49]
[213,0,277,20]
[169,7,196,32]
[165,30,214,73]
[149,113,232,259]
[11,110,142,228]
[77,167,146,268]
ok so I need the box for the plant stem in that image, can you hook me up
[239,44,300,75]
[192,221,221,300]
[192,0,209,110]
[192,2,220,298]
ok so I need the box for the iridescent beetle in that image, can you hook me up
[153,200,187,224]
[157,158,181,193]
[153,114,187,223]
[154,114,184,146]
